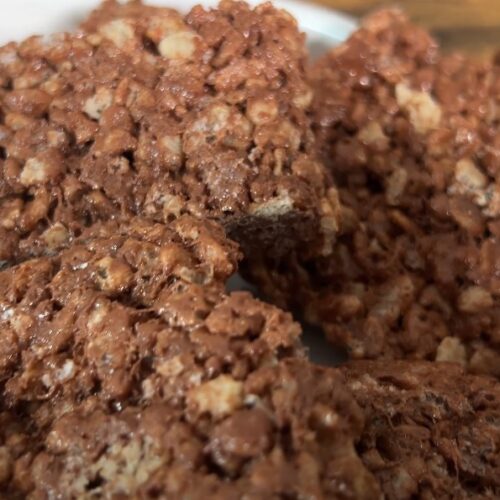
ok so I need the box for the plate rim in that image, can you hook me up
[0,0,357,46]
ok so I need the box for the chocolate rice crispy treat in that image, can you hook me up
[0,215,379,498]
[0,0,338,266]
[0,215,305,424]
[341,360,500,499]
[3,360,379,499]
[0,215,285,494]
[247,9,500,376]
[0,216,380,498]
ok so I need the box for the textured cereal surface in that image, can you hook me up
[0,0,338,265]
[0,215,305,417]
[247,9,500,377]
[0,215,381,498]
[0,216,284,495]
[2,3,499,498]
[342,361,500,499]
[14,360,379,499]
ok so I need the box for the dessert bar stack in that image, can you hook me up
[0,1,498,498]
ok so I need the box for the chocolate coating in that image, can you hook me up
[246,9,500,377]
[0,0,338,266]
[342,360,500,499]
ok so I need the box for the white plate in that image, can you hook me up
[1,0,356,53]
[0,1,356,365]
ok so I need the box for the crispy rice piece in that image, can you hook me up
[0,215,379,498]
[0,0,338,266]
[0,215,284,495]
[0,215,305,424]
[245,9,500,377]
[0,360,379,499]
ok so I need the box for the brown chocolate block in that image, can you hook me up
[246,9,500,377]
[0,0,338,266]
[341,360,500,499]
